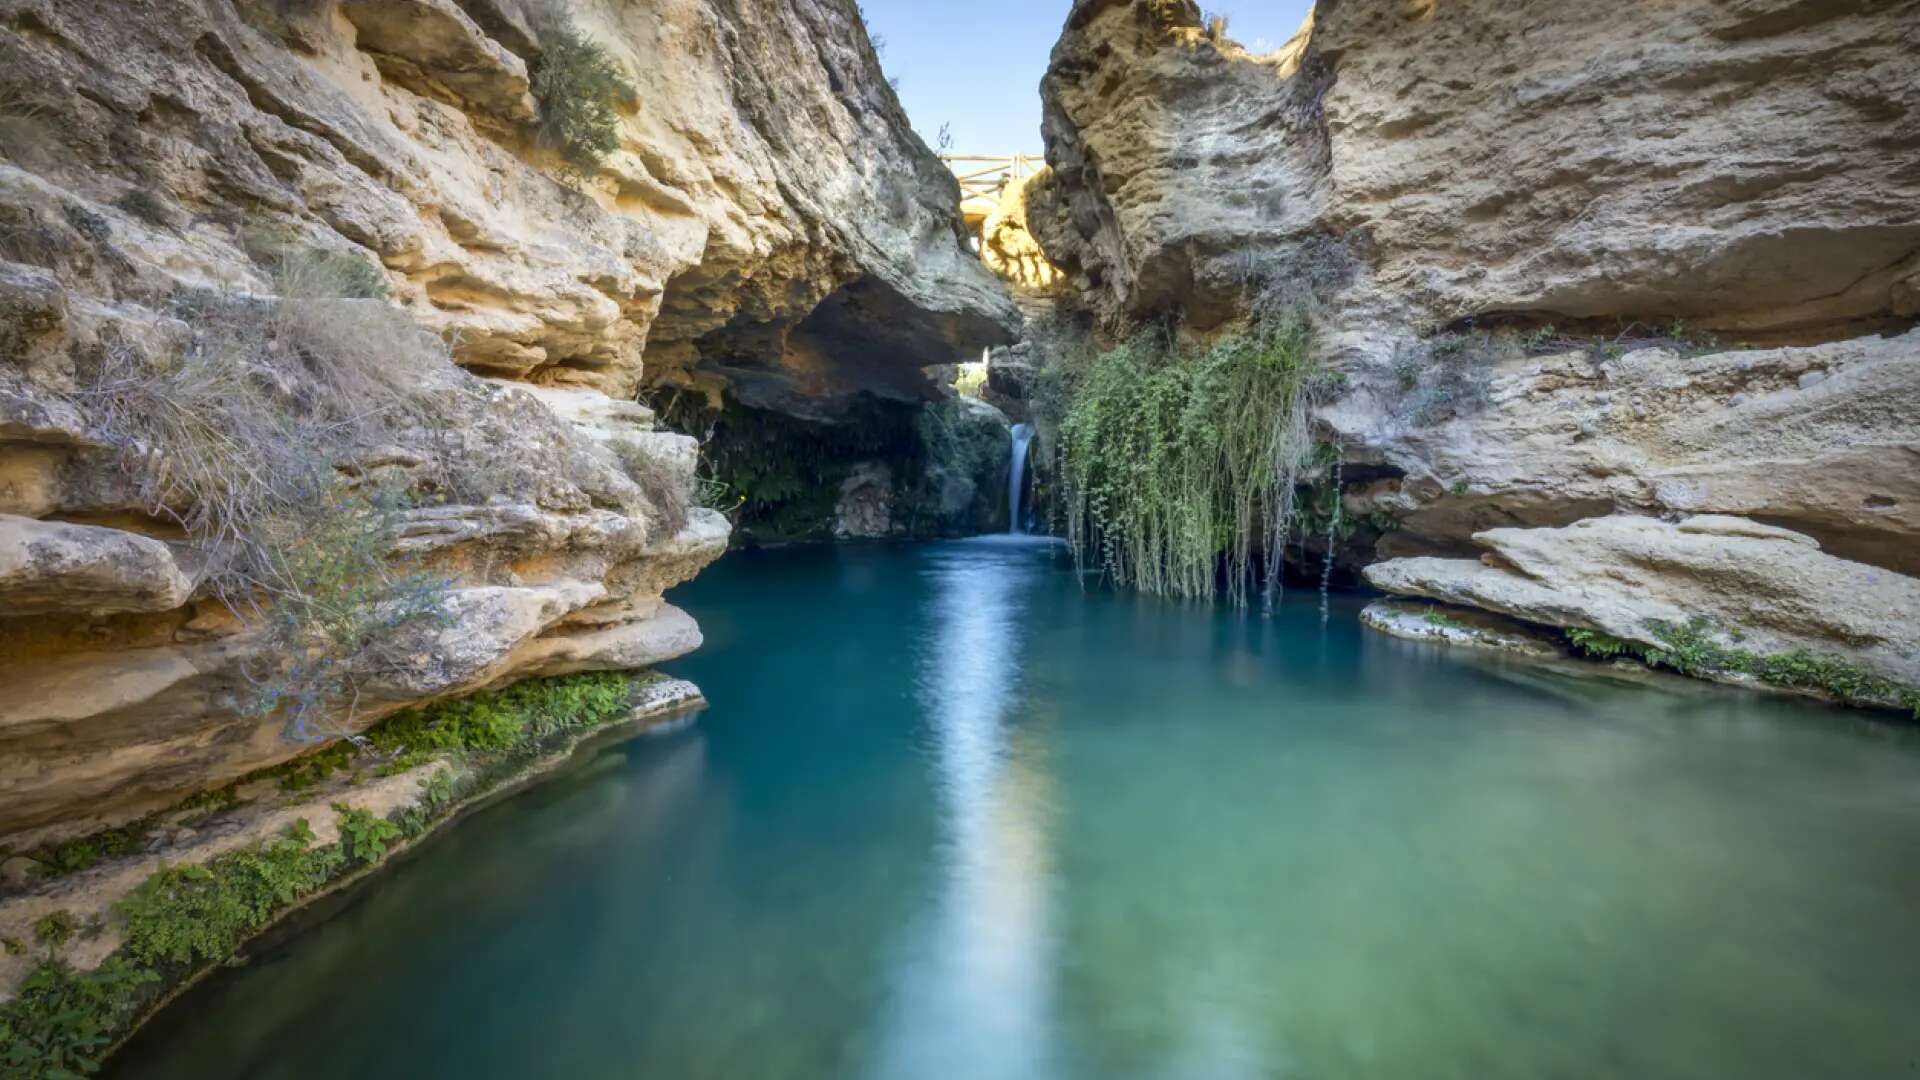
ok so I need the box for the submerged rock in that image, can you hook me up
[1359,599,1562,659]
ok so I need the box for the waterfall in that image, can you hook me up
[1320,450,1343,623]
[1007,423,1034,534]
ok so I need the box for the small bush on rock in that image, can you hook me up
[112,189,175,229]
[532,13,631,176]
[333,805,402,867]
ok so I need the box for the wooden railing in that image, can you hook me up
[940,153,1042,214]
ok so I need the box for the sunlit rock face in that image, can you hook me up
[0,0,1011,845]
[1032,0,1920,679]
[1039,0,1920,337]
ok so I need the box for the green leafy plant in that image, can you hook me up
[532,14,631,176]
[1423,609,1463,630]
[115,820,344,968]
[0,959,156,1079]
[32,910,80,950]
[332,805,402,867]
[421,769,456,812]
[26,827,148,880]
[1567,627,1644,661]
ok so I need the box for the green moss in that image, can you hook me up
[3,672,665,1077]
[1568,618,1920,719]
[1423,609,1463,630]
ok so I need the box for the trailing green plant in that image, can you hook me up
[332,805,402,867]
[0,958,156,1079]
[1056,310,1330,604]
[531,12,631,176]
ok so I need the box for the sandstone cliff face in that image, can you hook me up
[0,0,1012,846]
[1040,0,1920,336]
[1032,0,1920,705]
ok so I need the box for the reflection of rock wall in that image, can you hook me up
[1033,0,1920,705]
[0,0,1013,845]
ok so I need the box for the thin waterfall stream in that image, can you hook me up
[1007,423,1034,534]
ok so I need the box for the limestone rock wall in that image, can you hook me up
[1031,0,1920,706]
[0,0,1013,846]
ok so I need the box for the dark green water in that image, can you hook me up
[114,539,1920,1079]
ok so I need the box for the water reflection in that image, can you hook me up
[869,537,1061,1079]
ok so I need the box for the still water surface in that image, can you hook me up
[116,539,1920,1078]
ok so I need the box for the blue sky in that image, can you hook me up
[861,1,1316,155]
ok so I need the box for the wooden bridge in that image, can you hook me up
[940,153,1043,229]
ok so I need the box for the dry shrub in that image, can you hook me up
[73,290,455,735]
[0,85,56,170]
[612,439,691,538]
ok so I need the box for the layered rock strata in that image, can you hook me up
[1365,515,1920,709]
[0,0,1013,846]
[1031,0,1920,707]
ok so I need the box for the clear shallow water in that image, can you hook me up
[114,539,1920,1079]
